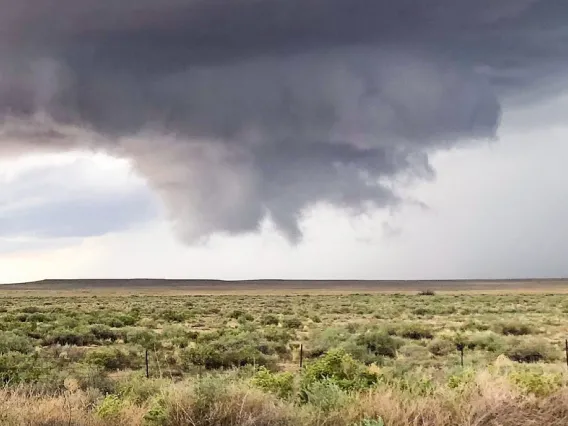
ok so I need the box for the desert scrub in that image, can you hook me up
[355,330,402,359]
[394,323,434,340]
[85,346,142,371]
[300,349,379,395]
[428,338,455,356]
[251,367,295,399]
[495,320,535,336]
[283,317,303,329]
[508,366,564,396]
[505,338,557,363]
[0,331,34,354]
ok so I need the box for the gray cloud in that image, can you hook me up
[1,0,567,241]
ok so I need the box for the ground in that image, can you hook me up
[0,279,567,425]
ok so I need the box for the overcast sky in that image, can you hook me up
[1,0,568,283]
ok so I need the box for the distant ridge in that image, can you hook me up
[0,278,567,293]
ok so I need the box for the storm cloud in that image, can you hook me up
[1,0,567,241]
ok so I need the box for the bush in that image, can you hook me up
[508,367,564,396]
[251,367,295,399]
[447,368,476,391]
[356,330,401,358]
[89,324,120,342]
[96,394,124,420]
[228,310,245,320]
[396,323,434,340]
[283,317,303,329]
[301,349,379,394]
[300,378,352,411]
[162,325,198,348]
[496,321,535,336]
[181,331,278,370]
[71,364,115,394]
[159,309,187,323]
[0,332,34,354]
[428,338,455,356]
[261,314,280,326]
[465,331,506,352]
[85,347,141,371]
[125,328,159,349]
[117,373,168,404]
[43,328,96,346]
[305,328,350,358]
[505,339,555,363]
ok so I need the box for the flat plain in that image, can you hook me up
[1,279,568,425]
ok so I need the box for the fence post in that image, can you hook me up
[565,340,568,368]
[456,343,464,367]
[145,349,149,379]
[299,344,304,369]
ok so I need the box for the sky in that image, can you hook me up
[1,1,568,283]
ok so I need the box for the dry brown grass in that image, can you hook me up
[0,389,142,426]
[1,372,568,426]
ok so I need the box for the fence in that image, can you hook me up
[140,338,552,379]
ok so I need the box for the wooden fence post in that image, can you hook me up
[299,344,304,369]
[145,349,149,378]
[456,343,464,367]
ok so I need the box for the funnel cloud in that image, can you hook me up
[1,0,567,241]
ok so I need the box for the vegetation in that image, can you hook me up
[0,290,567,425]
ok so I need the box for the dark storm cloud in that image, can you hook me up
[0,0,567,241]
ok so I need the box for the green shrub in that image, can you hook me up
[251,367,295,399]
[71,364,115,394]
[496,321,535,336]
[261,314,280,326]
[43,328,96,346]
[228,310,245,319]
[89,324,120,342]
[508,367,563,396]
[447,368,476,391]
[85,347,141,371]
[162,325,198,348]
[125,328,159,349]
[0,332,34,354]
[96,394,124,420]
[159,309,187,323]
[21,306,42,314]
[305,328,350,358]
[465,331,506,352]
[505,339,555,363]
[300,378,352,411]
[283,317,303,329]
[0,353,58,385]
[412,307,432,316]
[396,323,434,340]
[301,349,379,394]
[356,330,402,358]
[380,368,435,396]
[117,373,168,404]
[428,338,455,356]
[181,332,277,370]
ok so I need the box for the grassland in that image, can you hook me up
[0,280,568,425]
